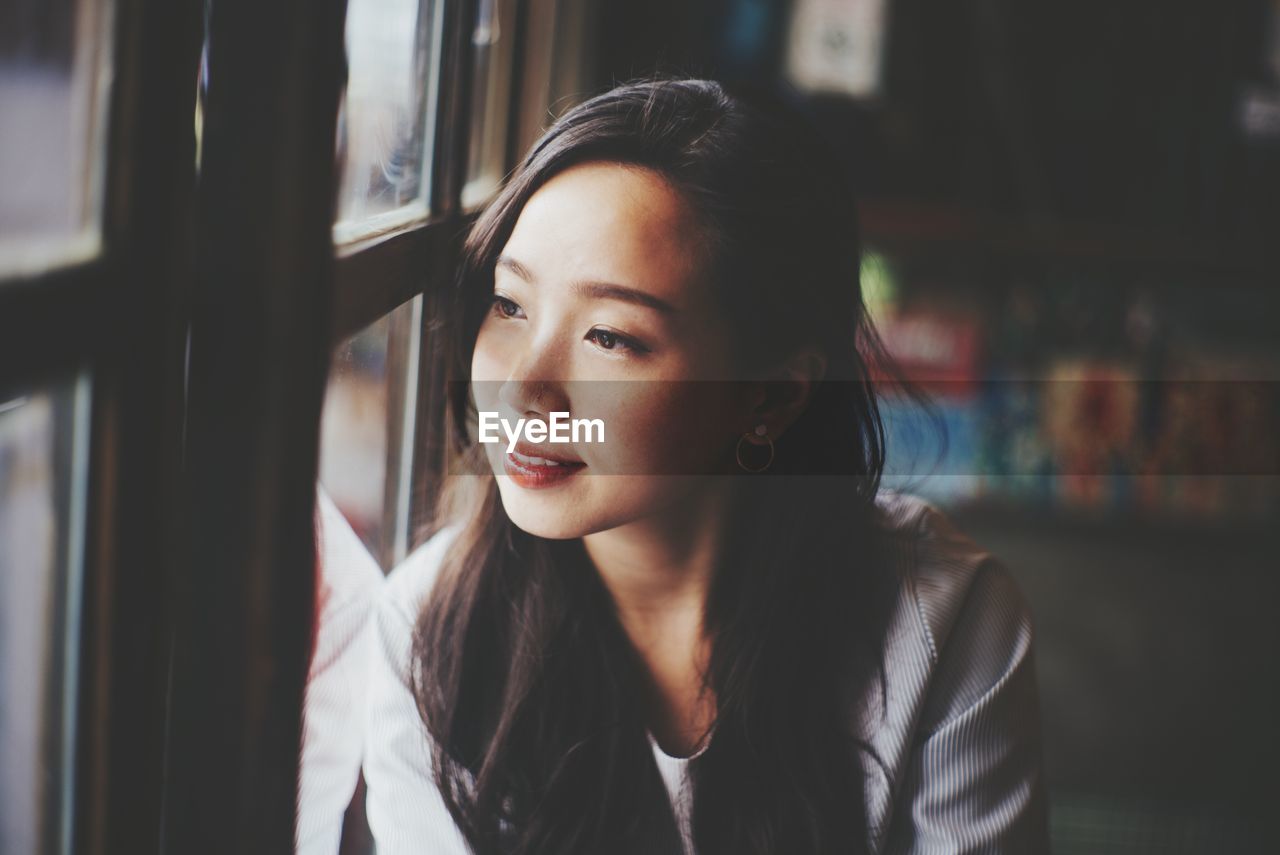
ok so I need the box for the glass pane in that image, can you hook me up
[461,0,518,211]
[0,0,112,274]
[513,0,593,158]
[0,376,91,855]
[334,0,444,243]
[318,296,422,569]
[303,298,425,851]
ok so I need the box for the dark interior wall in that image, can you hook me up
[593,3,1280,852]
[957,508,1280,852]
[594,0,1280,255]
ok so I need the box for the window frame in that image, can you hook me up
[169,0,595,851]
[0,1,203,854]
[1,0,596,852]
[328,0,479,563]
[334,0,597,554]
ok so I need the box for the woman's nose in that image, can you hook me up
[497,338,569,417]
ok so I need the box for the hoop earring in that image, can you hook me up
[735,425,774,473]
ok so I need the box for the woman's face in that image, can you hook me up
[470,161,754,539]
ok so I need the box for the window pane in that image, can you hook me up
[318,296,422,569]
[461,0,518,211]
[334,0,444,243]
[513,0,592,158]
[0,0,112,275]
[0,376,91,855]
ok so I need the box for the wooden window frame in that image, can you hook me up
[166,0,584,851]
[0,1,203,854]
[326,0,480,565]
[334,0,598,555]
[1,1,593,852]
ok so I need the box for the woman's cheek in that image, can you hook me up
[657,381,742,474]
[470,325,505,385]
[602,406,669,475]
[594,385,726,476]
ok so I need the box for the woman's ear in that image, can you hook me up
[743,347,827,441]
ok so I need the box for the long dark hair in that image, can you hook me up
[412,77,904,854]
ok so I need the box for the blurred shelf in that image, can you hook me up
[857,199,1280,281]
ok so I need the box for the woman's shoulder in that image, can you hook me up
[378,523,464,631]
[863,492,1047,851]
[363,524,478,855]
[871,489,1033,667]
[860,491,1044,849]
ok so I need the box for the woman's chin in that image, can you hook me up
[495,478,596,540]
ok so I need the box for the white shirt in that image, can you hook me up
[647,730,704,855]
[295,488,384,855]
[356,490,1049,853]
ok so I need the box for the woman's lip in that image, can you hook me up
[502,450,586,489]
[509,440,582,465]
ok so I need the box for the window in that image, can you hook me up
[3,0,596,851]
[0,11,112,842]
[327,0,595,561]
[308,2,594,850]
[319,295,423,569]
[0,379,91,855]
[512,0,595,157]
[0,0,113,275]
[334,0,445,243]
[0,0,197,853]
[461,0,518,209]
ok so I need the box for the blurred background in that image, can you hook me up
[320,1,1280,852]
[3,1,1278,853]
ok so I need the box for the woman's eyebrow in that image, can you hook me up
[496,254,678,315]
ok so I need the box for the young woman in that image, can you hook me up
[362,78,1048,855]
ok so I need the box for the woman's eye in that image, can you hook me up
[490,295,524,319]
[585,328,647,355]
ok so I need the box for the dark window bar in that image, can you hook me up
[162,0,347,853]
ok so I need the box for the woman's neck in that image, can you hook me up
[581,477,732,637]
[581,477,732,756]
